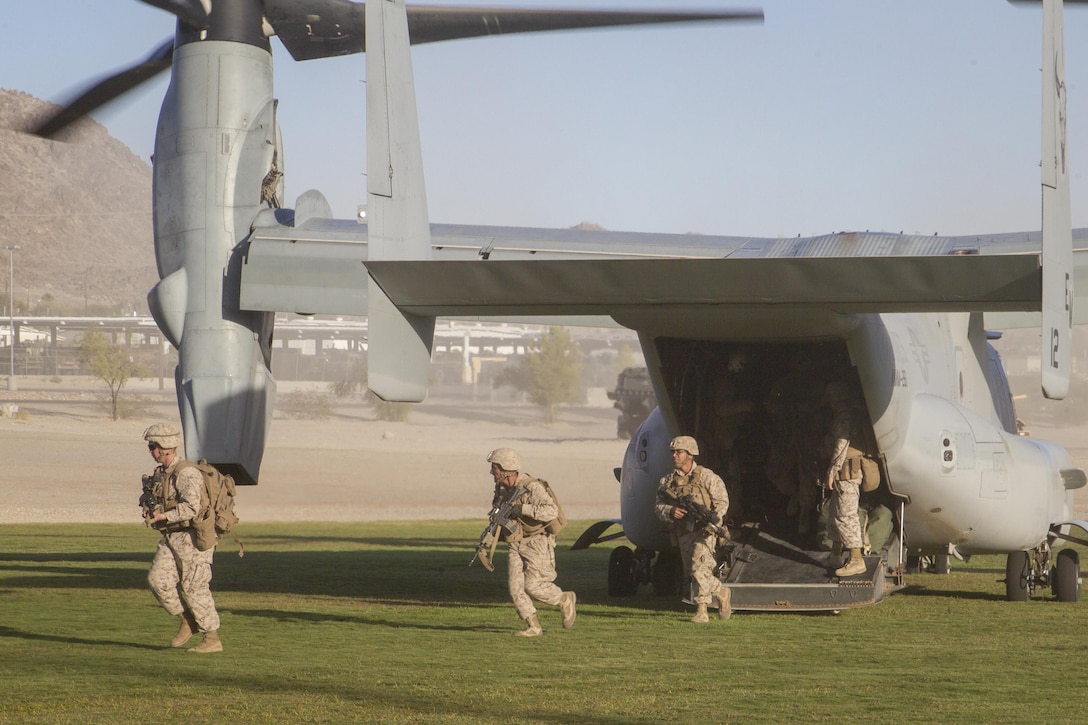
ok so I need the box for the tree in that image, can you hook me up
[77,328,150,420]
[495,326,582,423]
[326,353,413,422]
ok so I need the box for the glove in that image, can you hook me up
[507,504,523,518]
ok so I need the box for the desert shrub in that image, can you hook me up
[366,390,412,422]
[279,390,333,420]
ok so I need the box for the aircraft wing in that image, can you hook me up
[241,219,1088,322]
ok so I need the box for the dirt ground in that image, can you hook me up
[0,377,629,524]
[0,376,1085,524]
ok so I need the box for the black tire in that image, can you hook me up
[608,545,638,597]
[905,555,921,574]
[651,549,683,596]
[1005,550,1031,602]
[932,554,951,575]
[1054,549,1081,603]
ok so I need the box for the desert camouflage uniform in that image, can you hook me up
[655,465,729,605]
[826,408,863,550]
[502,474,563,620]
[147,460,220,633]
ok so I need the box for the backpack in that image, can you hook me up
[178,459,242,554]
[844,446,882,493]
[538,479,567,536]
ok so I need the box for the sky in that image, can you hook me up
[4,0,1088,238]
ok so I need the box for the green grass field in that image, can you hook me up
[1,521,1085,724]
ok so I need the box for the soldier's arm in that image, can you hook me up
[521,479,558,522]
[165,467,203,524]
[825,411,851,486]
[708,473,729,526]
[654,479,673,522]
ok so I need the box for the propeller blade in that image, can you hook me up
[33,38,175,138]
[266,1,762,62]
[138,0,210,28]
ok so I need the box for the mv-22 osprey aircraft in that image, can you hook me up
[34,0,1088,611]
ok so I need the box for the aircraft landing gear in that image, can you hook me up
[608,546,639,597]
[607,546,683,597]
[651,549,683,596]
[1004,544,1082,602]
[1005,550,1031,601]
[1053,549,1081,603]
[906,554,951,574]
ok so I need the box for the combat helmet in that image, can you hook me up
[669,436,699,456]
[487,448,521,472]
[143,423,182,450]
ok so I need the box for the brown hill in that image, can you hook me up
[0,88,157,316]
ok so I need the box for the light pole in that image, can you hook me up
[3,244,18,391]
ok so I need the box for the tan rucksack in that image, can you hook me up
[177,459,242,554]
[538,479,567,536]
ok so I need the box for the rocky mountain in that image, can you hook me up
[0,88,157,316]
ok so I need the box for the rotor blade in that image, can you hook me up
[138,0,210,28]
[406,6,764,45]
[33,38,175,139]
[266,1,762,61]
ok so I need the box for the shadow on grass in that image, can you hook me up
[242,534,471,549]
[895,582,1008,601]
[227,607,512,633]
[0,625,163,651]
[0,541,695,613]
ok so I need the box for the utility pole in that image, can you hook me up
[3,245,19,391]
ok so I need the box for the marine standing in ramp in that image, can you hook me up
[823,384,867,578]
[486,448,577,637]
[655,436,732,622]
[141,423,223,653]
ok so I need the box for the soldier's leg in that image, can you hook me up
[677,533,696,601]
[147,539,184,616]
[831,479,863,550]
[689,534,721,605]
[506,542,536,620]
[173,535,220,632]
[832,478,866,577]
[521,534,563,607]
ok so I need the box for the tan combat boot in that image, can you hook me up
[716,587,732,621]
[515,614,543,637]
[835,548,866,577]
[559,591,577,629]
[187,629,223,654]
[690,603,709,623]
[170,611,197,648]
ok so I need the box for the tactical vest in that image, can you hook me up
[664,466,715,534]
[508,476,564,540]
[666,466,714,508]
[151,463,191,534]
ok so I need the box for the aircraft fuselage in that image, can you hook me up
[619,308,1079,560]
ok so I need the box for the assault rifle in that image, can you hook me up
[658,488,757,567]
[657,488,726,537]
[470,487,528,572]
[139,470,162,525]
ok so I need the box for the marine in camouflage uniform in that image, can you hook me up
[486,448,576,637]
[655,436,732,623]
[823,383,867,578]
[141,423,222,653]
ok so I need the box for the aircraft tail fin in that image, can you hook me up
[364,0,435,402]
[1040,0,1073,399]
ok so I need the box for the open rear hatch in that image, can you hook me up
[719,524,904,611]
